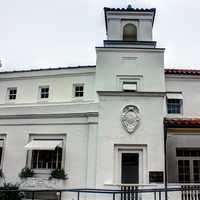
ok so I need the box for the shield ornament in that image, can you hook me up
[121,105,140,134]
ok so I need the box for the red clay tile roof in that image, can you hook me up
[164,118,200,127]
[1,67,200,76]
[104,7,156,12]
[165,69,200,75]
[104,7,156,31]
[0,65,96,74]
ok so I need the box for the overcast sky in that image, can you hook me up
[0,0,200,71]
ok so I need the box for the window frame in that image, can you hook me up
[122,81,137,92]
[31,146,63,170]
[0,135,6,170]
[176,148,200,183]
[7,87,17,102]
[116,75,143,92]
[38,86,50,101]
[167,98,183,114]
[26,134,66,174]
[114,145,147,184]
[73,84,84,98]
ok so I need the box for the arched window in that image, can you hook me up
[123,24,137,41]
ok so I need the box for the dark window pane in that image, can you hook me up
[31,147,62,169]
[0,147,2,166]
[176,149,200,157]
[121,153,139,184]
[193,160,200,183]
[8,89,17,100]
[74,85,84,97]
[40,87,49,99]
[167,99,181,114]
[178,160,190,183]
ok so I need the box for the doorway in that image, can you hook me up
[121,153,139,184]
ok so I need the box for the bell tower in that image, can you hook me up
[96,5,164,92]
[95,5,165,187]
[104,5,156,48]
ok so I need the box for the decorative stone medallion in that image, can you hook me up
[121,105,140,134]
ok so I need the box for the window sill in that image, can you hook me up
[5,100,16,104]
[166,113,183,118]
[32,169,51,174]
[72,97,84,102]
[37,99,49,103]
[20,177,67,189]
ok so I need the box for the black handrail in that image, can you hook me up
[1,186,200,200]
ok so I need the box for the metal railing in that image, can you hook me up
[1,185,200,200]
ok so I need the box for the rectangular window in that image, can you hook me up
[123,82,137,91]
[31,147,62,169]
[178,160,190,183]
[176,149,200,157]
[167,99,182,114]
[193,160,200,182]
[0,141,3,168]
[176,148,200,183]
[25,138,65,171]
[0,139,5,168]
[0,147,2,167]
[74,84,84,97]
[7,88,17,100]
[40,86,49,99]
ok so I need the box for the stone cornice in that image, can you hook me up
[96,47,165,53]
[0,103,99,119]
[97,91,166,97]
[0,112,98,120]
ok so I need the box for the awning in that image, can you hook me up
[25,140,62,150]
[166,93,183,99]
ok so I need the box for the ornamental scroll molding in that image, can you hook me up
[121,105,140,134]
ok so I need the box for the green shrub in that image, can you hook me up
[19,167,34,179]
[50,168,66,179]
[0,183,24,200]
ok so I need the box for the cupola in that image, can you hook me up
[104,5,156,48]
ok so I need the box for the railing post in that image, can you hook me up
[164,125,168,200]
[32,191,35,200]
[135,186,138,200]
[159,191,161,200]
[113,193,116,200]
[59,191,62,200]
[154,191,157,200]
[77,191,80,200]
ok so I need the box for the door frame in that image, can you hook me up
[114,145,147,184]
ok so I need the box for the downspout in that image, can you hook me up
[164,123,168,200]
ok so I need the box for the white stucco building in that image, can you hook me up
[0,4,200,200]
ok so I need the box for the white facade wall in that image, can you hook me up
[0,67,99,191]
[96,49,165,92]
[0,68,97,105]
[166,75,200,117]
[0,103,98,188]
[166,75,200,183]
[96,94,165,187]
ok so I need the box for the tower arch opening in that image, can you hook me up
[123,23,137,41]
